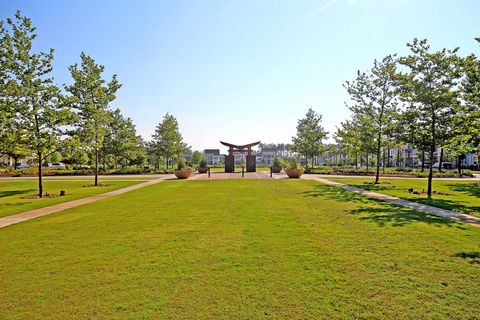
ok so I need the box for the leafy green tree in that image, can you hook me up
[0,16,30,169]
[190,150,205,166]
[0,19,9,155]
[151,113,189,168]
[60,137,89,167]
[446,38,480,172]
[344,55,399,183]
[102,108,145,168]
[397,38,462,198]
[335,120,362,168]
[0,123,30,169]
[335,114,376,170]
[66,53,121,186]
[292,108,328,168]
[2,12,73,197]
[48,151,62,164]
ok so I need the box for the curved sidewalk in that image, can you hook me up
[302,175,480,228]
[0,175,174,229]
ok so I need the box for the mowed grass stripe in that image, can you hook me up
[0,179,147,218]
[0,180,479,319]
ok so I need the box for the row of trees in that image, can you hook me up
[1,12,194,197]
[0,12,146,196]
[335,38,480,197]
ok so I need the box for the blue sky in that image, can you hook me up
[1,0,479,152]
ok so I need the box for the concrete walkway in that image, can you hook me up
[0,175,174,229]
[302,175,480,227]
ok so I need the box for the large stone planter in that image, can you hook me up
[271,166,283,173]
[284,168,304,178]
[197,167,208,174]
[174,168,193,179]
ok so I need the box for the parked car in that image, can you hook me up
[44,162,66,169]
[413,162,430,168]
[17,163,30,169]
[51,162,65,168]
[73,164,91,170]
[432,162,454,169]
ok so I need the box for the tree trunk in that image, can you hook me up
[13,156,19,170]
[38,154,43,198]
[396,149,400,167]
[427,109,437,199]
[95,147,99,186]
[366,153,369,173]
[355,153,358,170]
[375,132,381,184]
[457,156,462,176]
[382,149,386,174]
[438,148,444,173]
[427,149,434,198]
[421,151,425,172]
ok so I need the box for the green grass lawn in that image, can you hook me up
[0,179,479,319]
[326,177,480,218]
[0,178,150,218]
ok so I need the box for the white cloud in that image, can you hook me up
[304,0,341,21]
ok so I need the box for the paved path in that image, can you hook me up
[302,175,480,227]
[190,171,288,180]
[312,174,480,181]
[0,175,174,229]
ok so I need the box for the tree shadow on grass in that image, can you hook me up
[302,184,372,204]
[447,182,480,198]
[0,201,33,208]
[454,252,480,264]
[341,183,395,192]
[0,189,35,198]
[302,184,460,228]
[345,181,480,217]
[348,204,460,228]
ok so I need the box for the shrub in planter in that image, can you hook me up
[197,159,208,173]
[174,158,193,179]
[284,158,304,178]
[271,157,283,173]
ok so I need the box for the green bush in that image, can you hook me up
[272,157,283,167]
[176,158,190,170]
[286,158,299,170]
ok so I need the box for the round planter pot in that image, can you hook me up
[284,168,304,178]
[271,166,282,173]
[197,167,208,174]
[174,168,193,179]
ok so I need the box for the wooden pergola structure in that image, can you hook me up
[220,141,260,172]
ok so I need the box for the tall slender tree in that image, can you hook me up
[151,113,189,168]
[335,120,362,168]
[397,38,462,198]
[102,108,145,168]
[292,108,328,168]
[1,12,73,197]
[344,55,399,183]
[66,53,121,186]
